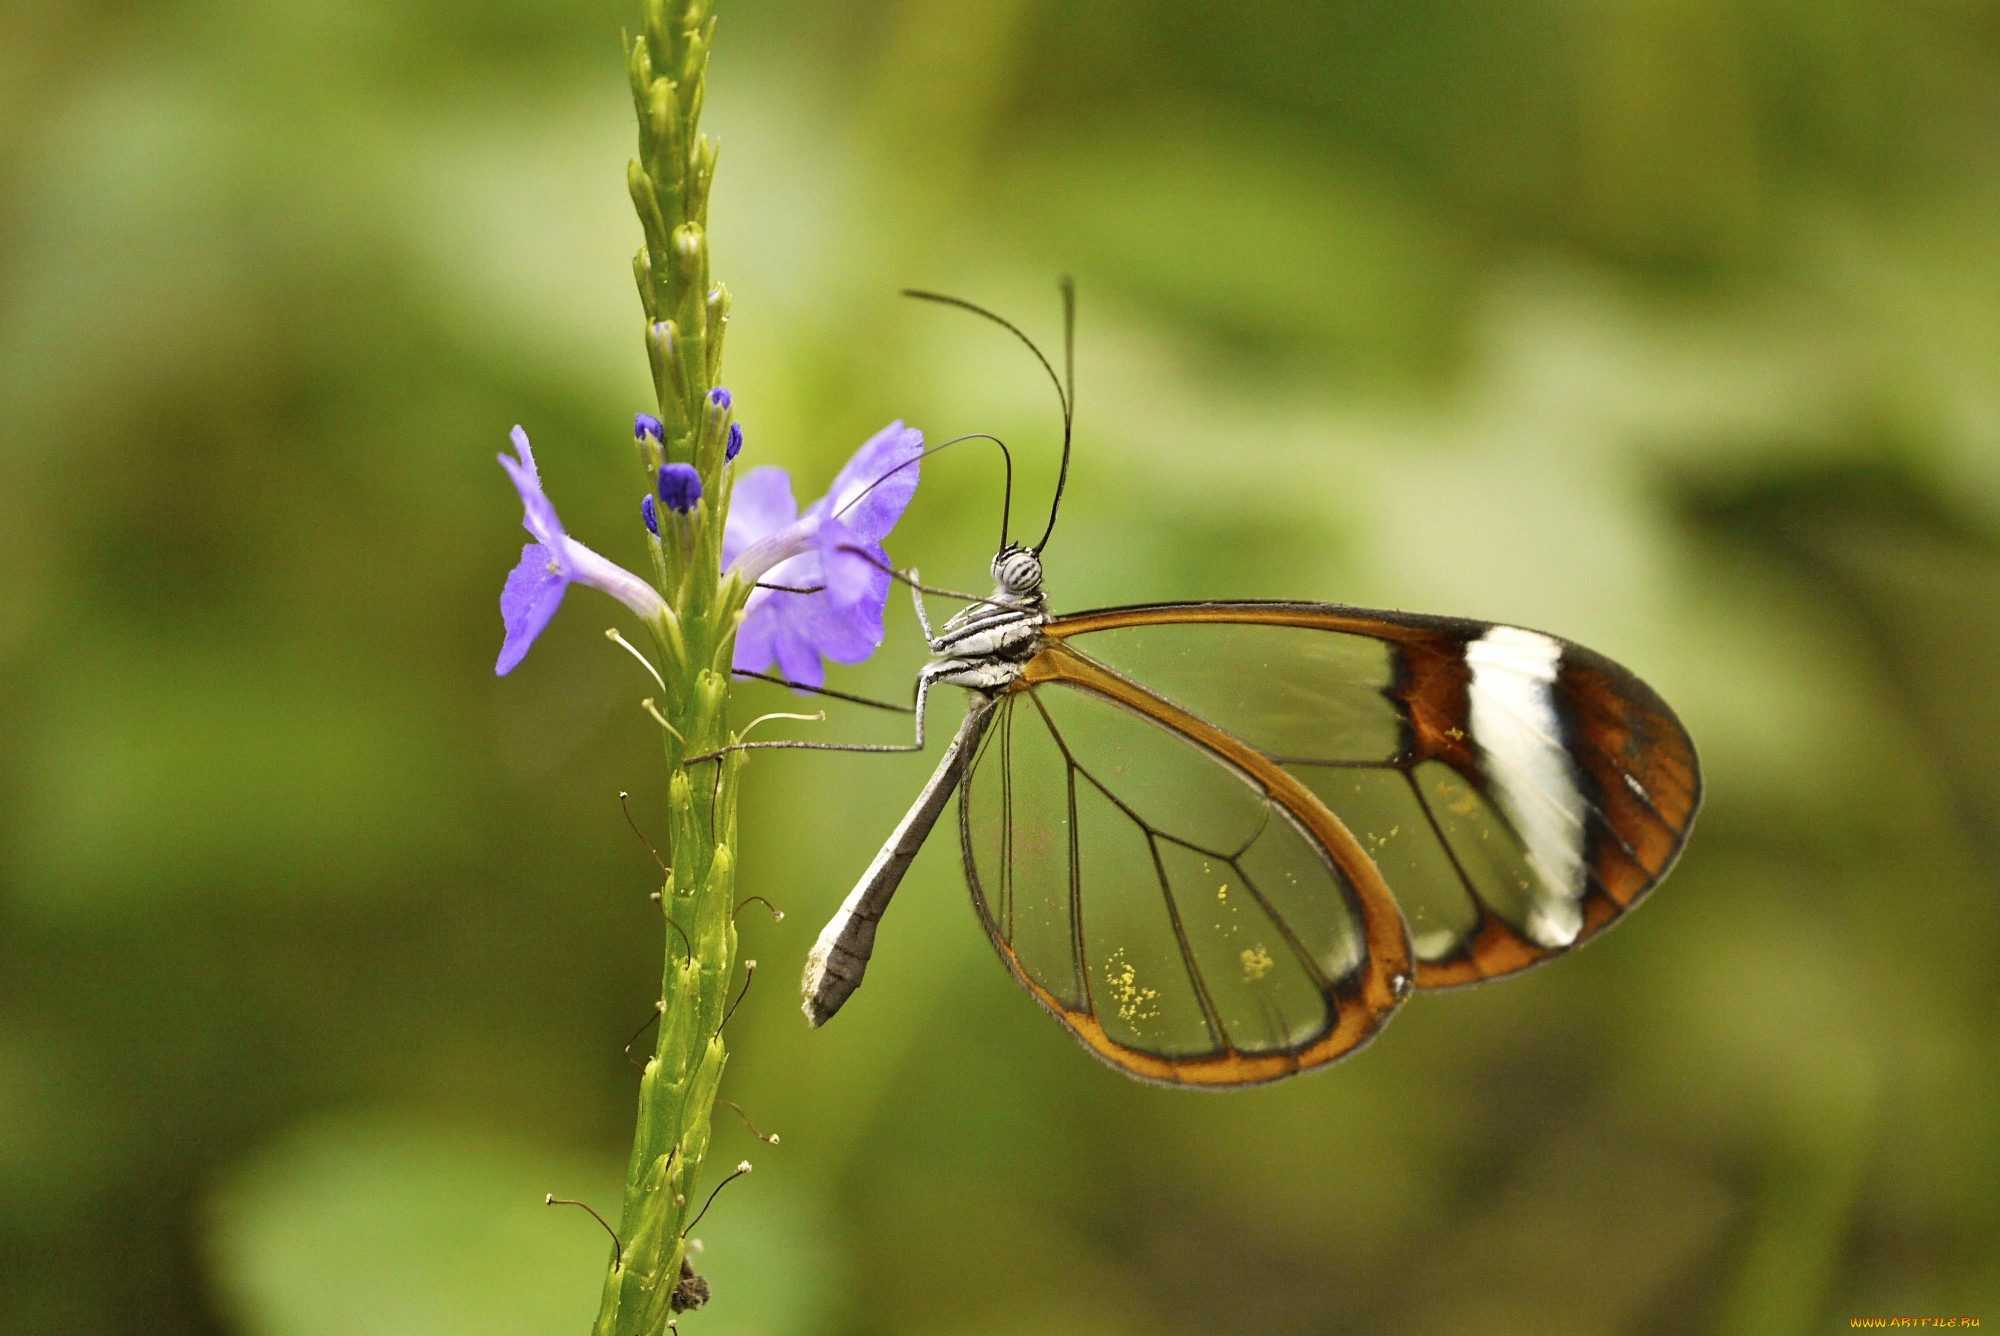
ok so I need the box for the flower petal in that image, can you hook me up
[769,606,829,688]
[817,516,882,607]
[558,537,669,622]
[817,422,923,543]
[732,592,780,677]
[803,568,890,663]
[497,543,568,675]
[499,426,566,553]
[722,466,799,570]
[732,587,829,688]
[729,516,821,589]
[729,541,889,686]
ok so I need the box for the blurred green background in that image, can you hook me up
[4,1,1998,1332]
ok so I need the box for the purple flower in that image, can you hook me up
[725,422,744,461]
[723,421,923,688]
[496,426,668,676]
[657,463,703,514]
[635,413,664,443]
[641,494,659,535]
[708,387,732,411]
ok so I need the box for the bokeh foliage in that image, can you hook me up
[4,0,1999,1332]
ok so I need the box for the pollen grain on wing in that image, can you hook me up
[1436,777,1479,816]
[1103,948,1160,1027]
[1217,882,1241,936]
[1240,945,1274,983]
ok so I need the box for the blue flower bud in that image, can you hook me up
[657,463,703,514]
[641,494,659,534]
[708,387,732,411]
[725,422,743,461]
[635,413,664,443]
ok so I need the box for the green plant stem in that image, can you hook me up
[594,2,749,1332]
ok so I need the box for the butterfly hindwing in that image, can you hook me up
[957,647,1414,1088]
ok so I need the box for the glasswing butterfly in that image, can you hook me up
[743,283,1700,1088]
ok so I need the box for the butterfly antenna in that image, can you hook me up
[992,435,1014,550]
[1034,275,1075,555]
[902,286,1076,549]
[831,432,1015,552]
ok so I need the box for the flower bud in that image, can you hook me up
[635,413,665,443]
[725,422,743,461]
[648,321,688,417]
[657,463,703,514]
[641,494,660,535]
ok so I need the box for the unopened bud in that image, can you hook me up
[657,463,703,514]
[627,160,655,220]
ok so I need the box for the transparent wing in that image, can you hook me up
[959,657,1413,1087]
[1044,603,1701,989]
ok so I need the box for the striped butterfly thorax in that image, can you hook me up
[789,286,1700,1088]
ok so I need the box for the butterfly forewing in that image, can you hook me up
[1045,619,1410,761]
[960,672,1410,1086]
[1043,603,1701,990]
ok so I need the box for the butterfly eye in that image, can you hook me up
[992,546,1043,594]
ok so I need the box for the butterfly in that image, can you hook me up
[762,284,1700,1088]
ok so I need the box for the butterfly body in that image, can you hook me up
[800,550,1049,1022]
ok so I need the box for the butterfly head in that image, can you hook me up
[991,543,1044,600]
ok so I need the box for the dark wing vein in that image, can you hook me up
[1223,803,1274,864]
[999,696,1016,943]
[1065,749,1089,1012]
[1404,768,1486,921]
[1143,830,1227,1050]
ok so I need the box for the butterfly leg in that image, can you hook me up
[730,669,913,714]
[685,660,973,760]
[908,568,938,643]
